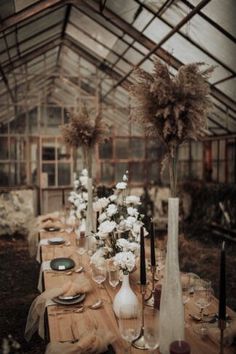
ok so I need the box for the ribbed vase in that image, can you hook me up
[159,197,184,354]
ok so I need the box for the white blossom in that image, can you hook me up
[80,175,88,187]
[81,169,88,176]
[73,179,80,189]
[125,195,140,205]
[113,251,136,273]
[98,220,116,236]
[98,212,107,223]
[116,182,127,190]
[109,194,117,202]
[93,197,109,212]
[127,207,139,218]
[106,203,118,217]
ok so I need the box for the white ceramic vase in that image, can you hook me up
[159,197,185,354]
[113,273,139,318]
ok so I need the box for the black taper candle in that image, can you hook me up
[140,226,146,285]
[150,222,156,267]
[218,241,226,321]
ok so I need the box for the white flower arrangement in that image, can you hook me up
[90,172,147,272]
[68,169,91,222]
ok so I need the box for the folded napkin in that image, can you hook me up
[208,319,236,347]
[36,239,50,263]
[45,326,116,354]
[37,261,51,292]
[25,276,92,342]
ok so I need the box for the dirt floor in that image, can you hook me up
[0,232,235,353]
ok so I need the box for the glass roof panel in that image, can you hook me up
[162,33,231,83]
[70,8,118,53]
[19,25,61,53]
[123,47,144,65]
[216,78,236,102]
[67,23,111,59]
[143,17,170,43]
[106,0,139,24]
[15,0,40,12]
[133,7,154,31]
[189,0,235,37]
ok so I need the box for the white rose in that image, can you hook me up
[127,207,139,218]
[73,179,80,189]
[125,195,140,205]
[116,182,127,190]
[109,194,117,202]
[80,175,88,187]
[106,203,118,217]
[81,169,88,176]
[113,251,136,273]
[116,238,130,251]
[98,212,107,222]
[98,220,116,235]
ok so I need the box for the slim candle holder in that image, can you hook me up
[144,265,155,307]
[132,285,149,350]
[218,319,226,354]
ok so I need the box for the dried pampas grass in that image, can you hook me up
[61,105,107,148]
[130,60,214,195]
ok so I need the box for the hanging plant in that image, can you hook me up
[129,60,214,196]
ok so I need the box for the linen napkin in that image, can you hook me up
[37,261,51,292]
[45,328,116,354]
[36,239,50,263]
[208,319,236,347]
[25,276,92,341]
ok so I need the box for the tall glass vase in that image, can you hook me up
[159,197,184,354]
[84,146,95,237]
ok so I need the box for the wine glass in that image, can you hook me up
[181,273,190,328]
[91,264,107,288]
[108,265,120,288]
[118,305,141,354]
[144,307,159,352]
[75,229,87,266]
[193,279,213,336]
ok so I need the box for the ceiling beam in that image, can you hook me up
[0,65,15,103]
[0,0,67,32]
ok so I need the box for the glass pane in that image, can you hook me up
[146,140,163,160]
[191,162,203,180]
[130,138,145,159]
[212,141,218,160]
[114,139,129,159]
[0,123,8,133]
[9,113,27,133]
[29,108,38,133]
[212,162,218,182]
[179,143,189,160]
[99,141,113,159]
[100,162,114,184]
[115,162,128,182]
[58,163,71,186]
[0,137,8,159]
[219,140,226,160]
[47,106,62,128]
[130,162,145,183]
[219,162,226,183]
[147,161,161,184]
[30,162,38,185]
[191,142,203,161]
[42,163,55,186]
[57,143,71,160]
[0,163,9,185]
[42,138,56,160]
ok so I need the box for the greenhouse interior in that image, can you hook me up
[0,0,235,353]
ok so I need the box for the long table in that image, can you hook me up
[39,229,235,354]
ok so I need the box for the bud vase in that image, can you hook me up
[159,197,184,354]
[113,272,139,318]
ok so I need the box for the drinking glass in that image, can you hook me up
[144,307,159,352]
[193,279,213,336]
[75,229,87,264]
[91,264,107,288]
[118,305,141,354]
[108,265,120,288]
[181,273,190,328]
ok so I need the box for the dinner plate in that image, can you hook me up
[58,293,82,301]
[50,257,75,271]
[52,293,86,305]
[44,226,61,232]
[48,237,65,245]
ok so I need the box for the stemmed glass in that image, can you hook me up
[144,307,159,352]
[108,265,120,288]
[75,229,87,266]
[181,273,190,328]
[193,279,213,336]
[91,264,107,288]
[118,305,141,354]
